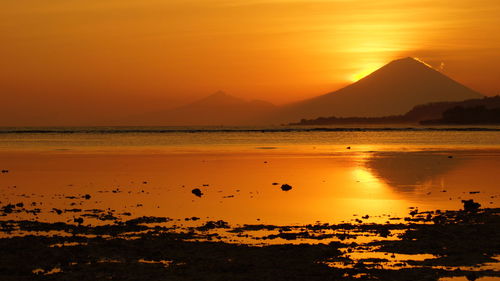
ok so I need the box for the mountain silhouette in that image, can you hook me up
[292,96,500,125]
[271,57,483,123]
[131,91,276,126]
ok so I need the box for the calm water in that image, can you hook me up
[0,126,499,225]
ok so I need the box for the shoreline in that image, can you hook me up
[0,204,498,280]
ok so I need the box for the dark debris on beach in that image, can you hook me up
[0,198,498,281]
[280,184,293,191]
[191,188,203,197]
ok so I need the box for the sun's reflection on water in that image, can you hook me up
[0,147,498,226]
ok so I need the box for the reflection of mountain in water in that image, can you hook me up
[365,152,460,189]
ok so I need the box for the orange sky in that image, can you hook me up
[1,0,499,125]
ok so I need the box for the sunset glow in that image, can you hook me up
[1,1,500,279]
[349,64,383,82]
[1,0,500,126]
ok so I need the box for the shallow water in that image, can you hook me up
[0,127,499,225]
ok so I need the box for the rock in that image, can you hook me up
[2,204,15,214]
[377,227,390,238]
[126,216,170,225]
[346,146,351,150]
[84,194,91,200]
[280,184,292,191]
[465,272,479,281]
[197,220,230,231]
[462,199,481,212]
[192,188,203,197]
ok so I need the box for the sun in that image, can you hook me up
[349,63,383,82]
[352,168,379,184]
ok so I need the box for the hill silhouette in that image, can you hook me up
[272,57,482,124]
[292,96,500,125]
[422,105,500,125]
[125,57,484,126]
[129,91,276,126]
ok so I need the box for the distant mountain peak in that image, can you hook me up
[196,91,245,106]
[393,56,418,63]
[395,56,423,62]
[209,90,229,98]
[368,57,436,78]
[272,56,483,123]
[131,91,276,126]
[387,56,434,69]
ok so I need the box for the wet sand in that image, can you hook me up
[0,204,498,280]
[1,148,499,225]
[1,140,499,280]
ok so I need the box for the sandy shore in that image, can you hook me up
[0,202,499,280]
[0,144,499,280]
